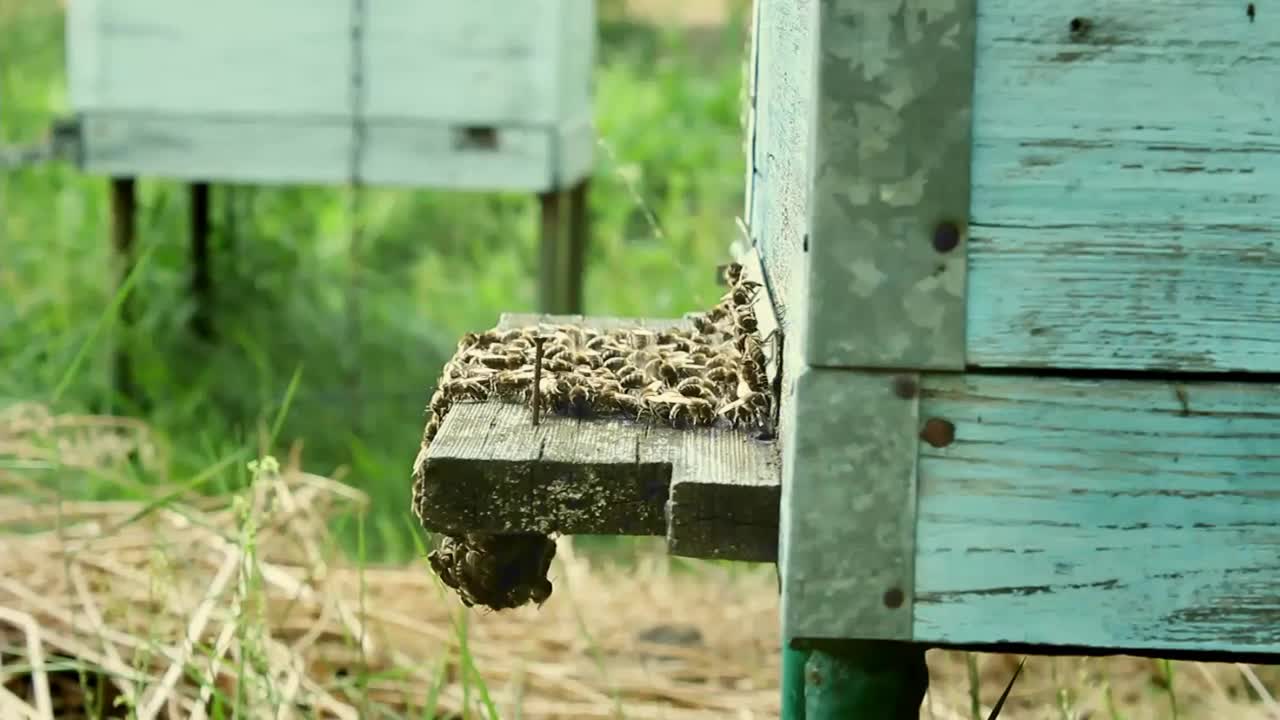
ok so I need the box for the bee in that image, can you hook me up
[705,365,737,387]
[585,334,612,352]
[428,388,452,417]
[669,397,716,428]
[732,280,763,304]
[724,262,744,286]
[545,356,574,373]
[689,312,720,335]
[565,379,595,416]
[442,377,489,402]
[732,307,759,334]
[598,390,645,418]
[422,416,442,442]
[676,376,716,399]
[741,357,769,392]
[717,395,764,428]
[602,356,628,374]
[644,358,681,386]
[618,367,647,390]
[491,369,534,399]
[474,352,520,370]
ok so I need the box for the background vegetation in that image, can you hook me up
[1,0,749,560]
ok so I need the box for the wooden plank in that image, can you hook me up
[668,426,781,562]
[913,374,1280,654]
[67,0,351,117]
[743,0,812,335]
[965,0,1280,372]
[77,114,590,191]
[417,403,670,536]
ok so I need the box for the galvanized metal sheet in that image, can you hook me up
[804,0,975,371]
[781,366,920,642]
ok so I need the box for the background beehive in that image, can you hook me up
[64,0,596,191]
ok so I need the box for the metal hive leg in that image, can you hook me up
[109,176,139,406]
[189,182,213,340]
[784,641,929,719]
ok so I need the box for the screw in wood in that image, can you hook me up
[932,221,961,253]
[531,335,547,426]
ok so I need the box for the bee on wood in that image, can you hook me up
[473,351,520,370]
[618,366,648,390]
[705,365,737,387]
[602,356,628,374]
[675,376,716,399]
[740,359,769,393]
[545,356,574,373]
[422,416,442,443]
[732,307,759,335]
[491,369,534,400]
[428,388,452,417]
[644,357,681,386]
[598,390,645,418]
[689,312,721,335]
[670,397,716,428]
[442,377,489,402]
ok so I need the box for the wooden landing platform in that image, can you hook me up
[413,314,782,564]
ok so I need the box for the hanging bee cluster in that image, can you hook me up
[413,262,774,611]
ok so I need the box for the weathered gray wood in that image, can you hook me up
[417,313,782,561]
[77,114,592,192]
[417,402,669,536]
[669,426,781,563]
[914,374,1280,654]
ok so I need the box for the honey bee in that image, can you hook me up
[474,351,522,370]
[618,366,647,390]
[423,415,443,442]
[602,356,628,374]
[565,379,595,416]
[428,387,451,416]
[676,376,716,399]
[491,369,534,399]
[689,313,720,335]
[545,356,574,373]
[644,357,681,386]
[598,390,645,418]
[705,365,737,387]
[442,377,489,402]
[724,262,744,286]
[732,307,759,334]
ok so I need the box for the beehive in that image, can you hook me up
[746,0,1280,661]
[64,0,595,192]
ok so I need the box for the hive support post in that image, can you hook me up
[109,176,140,407]
[800,642,929,719]
[537,177,589,315]
[189,181,213,340]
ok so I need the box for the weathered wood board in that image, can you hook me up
[913,374,1280,654]
[77,115,594,192]
[749,0,1280,374]
[417,402,781,563]
[415,313,782,563]
[964,0,1280,373]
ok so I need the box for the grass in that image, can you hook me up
[0,0,749,560]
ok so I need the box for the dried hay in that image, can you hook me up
[2,403,1279,719]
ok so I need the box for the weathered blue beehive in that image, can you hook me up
[64,0,596,192]
[744,0,1280,713]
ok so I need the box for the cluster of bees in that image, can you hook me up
[414,262,774,611]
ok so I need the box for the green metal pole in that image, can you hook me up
[796,641,929,719]
[782,644,809,719]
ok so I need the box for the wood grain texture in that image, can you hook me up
[743,0,813,335]
[417,312,781,561]
[78,114,592,191]
[914,374,1280,654]
[364,0,592,126]
[67,0,351,116]
[67,0,593,128]
[967,0,1280,372]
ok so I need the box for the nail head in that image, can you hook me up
[892,376,918,399]
[932,221,961,253]
[920,418,957,448]
[883,587,905,609]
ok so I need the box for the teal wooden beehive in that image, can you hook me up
[64,0,596,192]
[743,0,1280,712]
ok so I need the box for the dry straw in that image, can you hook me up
[1,402,1278,719]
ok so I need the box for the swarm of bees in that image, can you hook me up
[414,261,775,611]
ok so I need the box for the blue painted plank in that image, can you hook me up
[966,0,1280,373]
[914,374,1280,653]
